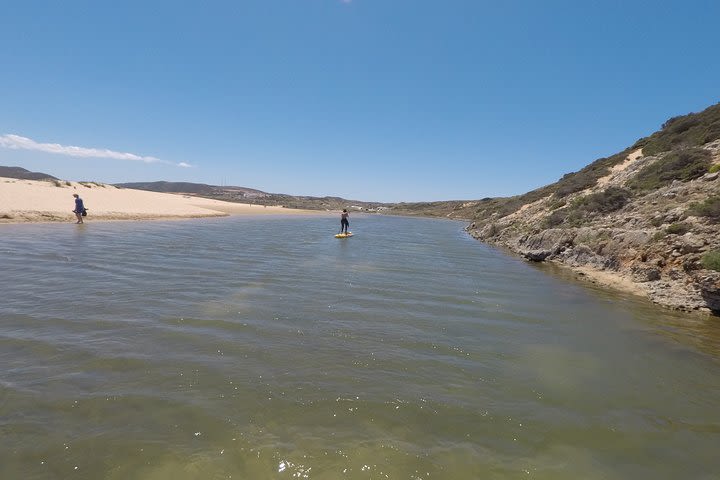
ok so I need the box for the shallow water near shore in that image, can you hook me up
[1,215,719,479]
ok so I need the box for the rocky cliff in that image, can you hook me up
[395,103,720,314]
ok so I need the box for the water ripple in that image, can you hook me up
[1,216,720,478]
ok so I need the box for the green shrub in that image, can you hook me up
[652,230,667,241]
[543,209,568,228]
[543,187,631,228]
[689,196,720,223]
[640,103,720,155]
[704,123,720,144]
[470,185,556,221]
[572,187,632,214]
[628,148,712,191]
[701,250,720,272]
[548,198,567,210]
[666,222,690,235]
[554,151,629,198]
[650,216,664,227]
[554,172,596,198]
[709,164,720,173]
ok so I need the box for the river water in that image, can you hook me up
[1,215,719,479]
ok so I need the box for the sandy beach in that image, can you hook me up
[0,177,314,223]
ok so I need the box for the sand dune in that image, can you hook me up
[0,177,313,223]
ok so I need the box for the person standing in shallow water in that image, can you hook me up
[340,209,349,234]
[72,193,85,224]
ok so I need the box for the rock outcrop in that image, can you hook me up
[464,139,720,313]
[390,103,720,313]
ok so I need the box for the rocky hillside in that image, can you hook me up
[392,103,720,314]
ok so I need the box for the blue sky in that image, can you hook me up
[1,0,718,202]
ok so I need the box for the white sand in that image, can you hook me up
[573,264,648,297]
[0,177,315,223]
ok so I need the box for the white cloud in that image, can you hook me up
[0,133,192,168]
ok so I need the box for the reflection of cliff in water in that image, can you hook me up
[532,260,720,360]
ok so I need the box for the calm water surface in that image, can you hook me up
[1,215,719,479]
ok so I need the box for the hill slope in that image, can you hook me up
[116,181,389,212]
[390,103,720,313]
[0,166,58,181]
[115,181,218,195]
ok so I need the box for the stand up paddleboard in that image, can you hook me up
[335,232,353,238]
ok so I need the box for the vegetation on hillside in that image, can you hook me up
[553,150,633,198]
[390,102,720,223]
[666,222,691,235]
[701,250,720,272]
[689,196,720,223]
[627,148,712,191]
[544,187,631,227]
[634,103,720,156]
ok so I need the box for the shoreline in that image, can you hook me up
[466,228,718,316]
[0,211,322,225]
[566,263,716,316]
[0,177,320,224]
[569,264,649,297]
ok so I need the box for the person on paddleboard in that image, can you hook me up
[340,209,350,234]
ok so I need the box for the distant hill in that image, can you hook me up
[0,166,58,181]
[116,181,228,195]
[390,102,720,313]
[116,181,390,212]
